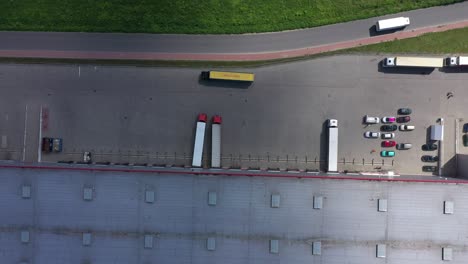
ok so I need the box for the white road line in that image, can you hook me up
[78,66,81,77]
[38,106,43,162]
[22,105,29,162]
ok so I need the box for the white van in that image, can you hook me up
[399,125,415,131]
[376,17,410,31]
[397,143,412,150]
[364,115,380,124]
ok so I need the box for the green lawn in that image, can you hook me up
[347,27,468,54]
[0,0,463,34]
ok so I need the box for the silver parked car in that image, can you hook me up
[364,115,380,124]
[364,131,380,138]
[396,143,412,150]
[399,125,415,131]
[381,133,395,139]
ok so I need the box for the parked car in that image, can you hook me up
[382,117,396,123]
[42,137,52,153]
[381,133,395,139]
[398,108,412,115]
[421,155,438,162]
[53,138,63,152]
[382,141,396,147]
[463,123,468,133]
[396,143,412,150]
[83,151,92,163]
[422,143,438,151]
[396,116,410,123]
[422,166,437,172]
[464,134,468,147]
[381,125,397,131]
[381,150,395,157]
[364,115,380,124]
[399,125,415,131]
[365,131,380,138]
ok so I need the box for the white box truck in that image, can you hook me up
[328,119,338,172]
[445,56,468,67]
[211,115,222,168]
[376,17,410,31]
[192,113,208,167]
[383,56,444,68]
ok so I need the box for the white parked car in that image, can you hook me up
[364,115,380,124]
[381,133,395,139]
[397,143,412,150]
[399,125,415,131]
[365,131,380,138]
[382,117,396,123]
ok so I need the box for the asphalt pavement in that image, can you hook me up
[1,55,468,175]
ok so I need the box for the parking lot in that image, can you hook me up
[1,56,468,175]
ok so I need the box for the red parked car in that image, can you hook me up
[382,141,396,147]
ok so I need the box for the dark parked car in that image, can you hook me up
[422,166,437,172]
[463,123,468,133]
[422,143,438,151]
[381,124,398,132]
[421,155,439,162]
[398,108,412,115]
[42,137,53,153]
[396,116,410,123]
[464,134,468,147]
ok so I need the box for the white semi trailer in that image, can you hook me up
[383,56,444,68]
[445,56,468,67]
[211,115,222,168]
[376,17,410,31]
[328,119,338,172]
[192,113,208,167]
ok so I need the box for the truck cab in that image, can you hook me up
[383,57,396,67]
[198,113,207,122]
[328,119,338,128]
[212,115,222,124]
[445,57,457,67]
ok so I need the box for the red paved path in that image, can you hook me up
[0,20,467,62]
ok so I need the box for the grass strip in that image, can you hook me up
[0,0,463,34]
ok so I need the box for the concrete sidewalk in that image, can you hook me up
[0,20,467,62]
